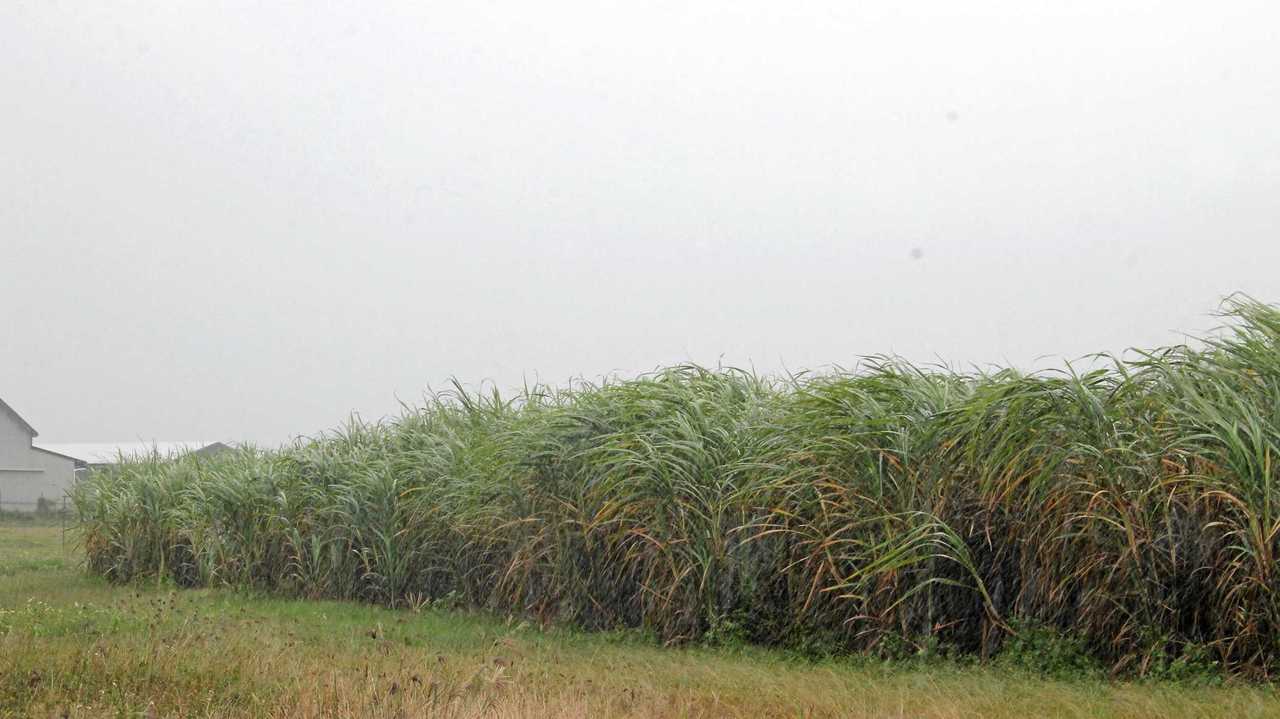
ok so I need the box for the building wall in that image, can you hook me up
[0,412,77,510]
[0,414,32,457]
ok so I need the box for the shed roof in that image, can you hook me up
[33,441,228,465]
[0,397,38,437]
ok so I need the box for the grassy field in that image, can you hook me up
[4,525,1280,718]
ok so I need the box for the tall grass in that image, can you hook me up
[74,297,1280,676]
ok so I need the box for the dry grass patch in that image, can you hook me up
[5,527,1280,718]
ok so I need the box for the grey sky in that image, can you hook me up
[3,1,1278,445]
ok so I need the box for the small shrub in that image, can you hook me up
[996,622,1102,679]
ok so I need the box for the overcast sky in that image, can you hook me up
[3,1,1278,445]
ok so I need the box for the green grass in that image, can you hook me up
[70,296,1280,677]
[4,525,1280,718]
[0,522,70,577]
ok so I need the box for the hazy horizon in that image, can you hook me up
[4,2,1279,445]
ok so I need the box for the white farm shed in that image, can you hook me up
[0,398,81,511]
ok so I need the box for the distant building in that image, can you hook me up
[0,398,81,511]
[34,441,234,471]
[1,396,235,512]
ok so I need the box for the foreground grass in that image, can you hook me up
[3,527,1280,718]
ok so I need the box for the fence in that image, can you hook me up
[0,493,72,555]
